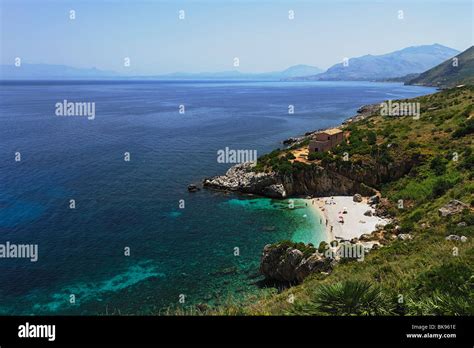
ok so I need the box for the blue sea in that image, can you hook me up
[0,80,435,314]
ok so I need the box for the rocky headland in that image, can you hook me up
[202,103,421,200]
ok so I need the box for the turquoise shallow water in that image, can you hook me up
[227,198,324,245]
[0,80,435,314]
[5,197,324,315]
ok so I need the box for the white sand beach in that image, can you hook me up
[307,196,390,242]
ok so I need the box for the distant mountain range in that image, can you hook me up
[405,46,474,88]
[0,63,322,80]
[0,64,118,80]
[277,65,324,78]
[156,64,323,80]
[1,44,467,83]
[289,44,460,81]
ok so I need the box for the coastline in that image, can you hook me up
[306,196,390,243]
[203,96,409,245]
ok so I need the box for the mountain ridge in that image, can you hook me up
[289,44,460,81]
[405,46,474,88]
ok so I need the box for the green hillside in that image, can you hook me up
[245,87,474,315]
[208,86,474,316]
[407,46,474,88]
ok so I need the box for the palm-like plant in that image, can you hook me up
[312,280,395,316]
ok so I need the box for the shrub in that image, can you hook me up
[452,118,474,138]
[400,220,414,233]
[431,178,454,198]
[367,131,377,145]
[321,154,334,166]
[318,241,328,254]
[408,210,424,223]
[430,156,447,176]
[291,161,308,173]
[461,211,474,226]
[273,240,316,258]
[308,151,324,161]
[311,281,395,315]
[460,154,474,171]
[414,261,473,296]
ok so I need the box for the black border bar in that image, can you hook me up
[0,316,472,346]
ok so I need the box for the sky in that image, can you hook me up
[0,0,472,74]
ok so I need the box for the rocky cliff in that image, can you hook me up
[203,162,371,198]
[203,160,417,198]
[203,145,421,198]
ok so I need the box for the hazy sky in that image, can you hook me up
[0,0,472,74]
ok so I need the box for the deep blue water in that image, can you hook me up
[0,80,435,314]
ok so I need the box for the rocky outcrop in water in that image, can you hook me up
[262,184,287,198]
[187,184,200,192]
[259,243,334,283]
[282,137,303,146]
[342,104,380,125]
[203,162,280,195]
[259,234,390,283]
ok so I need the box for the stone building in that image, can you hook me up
[309,128,344,152]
